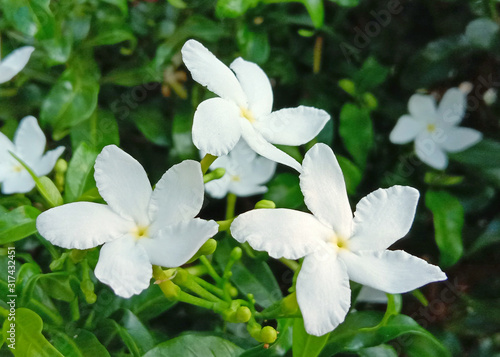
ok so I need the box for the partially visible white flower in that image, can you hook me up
[204,140,276,198]
[37,145,219,298]
[390,88,482,170]
[181,39,330,172]
[231,143,446,336]
[483,87,497,106]
[356,286,388,304]
[0,116,64,194]
[0,46,34,83]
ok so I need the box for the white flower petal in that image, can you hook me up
[34,146,65,176]
[149,160,204,233]
[231,208,330,260]
[13,116,46,163]
[349,186,419,252]
[243,155,276,185]
[95,235,152,298]
[230,57,273,118]
[296,249,351,336]
[0,131,15,155]
[0,46,34,83]
[240,118,302,172]
[389,115,424,144]
[181,39,246,106]
[205,174,231,199]
[437,88,466,126]
[408,93,437,123]
[300,143,352,238]
[441,127,482,153]
[230,182,268,197]
[415,132,448,170]
[340,250,447,294]
[1,170,34,194]
[192,98,242,156]
[255,106,330,146]
[139,218,218,267]
[36,202,133,250]
[94,145,152,225]
[356,286,388,304]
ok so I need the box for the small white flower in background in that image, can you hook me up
[0,46,35,83]
[0,116,64,194]
[231,143,446,336]
[181,39,330,172]
[203,140,276,198]
[483,87,497,106]
[390,88,483,170]
[37,145,219,298]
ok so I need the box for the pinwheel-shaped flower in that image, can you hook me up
[390,88,482,169]
[204,140,276,198]
[181,39,330,172]
[0,116,64,194]
[231,143,446,336]
[0,46,34,83]
[37,145,219,298]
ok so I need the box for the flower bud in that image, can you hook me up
[230,247,242,261]
[363,92,378,109]
[235,306,251,323]
[254,200,276,209]
[338,79,356,96]
[173,268,188,285]
[260,326,277,344]
[203,167,226,183]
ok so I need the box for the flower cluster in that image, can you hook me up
[11,39,476,339]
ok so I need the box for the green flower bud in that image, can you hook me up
[339,79,356,96]
[55,158,68,174]
[260,326,277,344]
[363,92,378,109]
[203,167,226,183]
[199,239,217,256]
[235,306,251,323]
[254,200,276,209]
[173,268,188,285]
[230,247,242,261]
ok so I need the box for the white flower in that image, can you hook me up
[0,46,34,83]
[0,116,64,194]
[181,39,330,172]
[356,286,388,304]
[37,145,219,298]
[390,88,483,170]
[204,140,276,198]
[231,143,446,336]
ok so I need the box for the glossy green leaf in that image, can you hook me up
[425,190,464,268]
[359,344,398,357]
[354,57,390,93]
[40,68,99,139]
[64,142,99,203]
[293,318,330,357]
[143,335,244,357]
[339,103,373,169]
[87,27,137,49]
[52,329,110,357]
[216,0,259,18]
[38,273,76,302]
[0,0,55,39]
[0,206,40,244]
[2,308,63,356]
[337,155,362,195]
[468,217,500,255]
[328,0,360,7]
[70,109,120,152]
[131,106,170,147]
[237,25,271,64]
[264,173,304,209]
[301,0,324,28]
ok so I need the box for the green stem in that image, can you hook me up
[193,276,226,298]
[226,193,237,220]
[279,258,299,271]
[217,218,234,232]
[200,154,218,174]
[178,274,224,303]
[185,264,208,277]
[199,256,222,283]
[178,290,220,310]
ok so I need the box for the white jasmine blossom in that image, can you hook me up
[0,46,35,83]
[231,143,446,336]
[204,140,276,198]
[390,88,483,170]
[0,116,64,194]
[181,39,330,172]
[37,145,219,298]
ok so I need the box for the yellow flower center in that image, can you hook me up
[240,107,256,123]
[329,234,350,251]
[132,225,149,240]
[231,175,241,182]
[12,165,23,173]
[427,124,436,133]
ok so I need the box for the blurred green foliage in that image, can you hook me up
[1,0,500,355]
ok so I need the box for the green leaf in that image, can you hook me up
[101,0,128,16]
[264,173,304,209]
[143,335,243,357]
[87,27,137,49]
[38,273,76,302]
[71,109,120,152]
[359,344,398,357]
[64,142,99,203]
[0,0,55,39]
[339,103,373,168]
[468,217,500,255]
[40,68,99,139]
[216,0,259,18]
[52,329,110,357]
[337,155,362,195]
[354,57,389,93]
[293,318,330,357]
[425,190,464,268]
[300,0,325,28]
[2,308,63,356]
[328,0,360,7]
[465,18,499,49]
[131,107,170,147]
[237,25,270,64]
[0,206,40,244]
